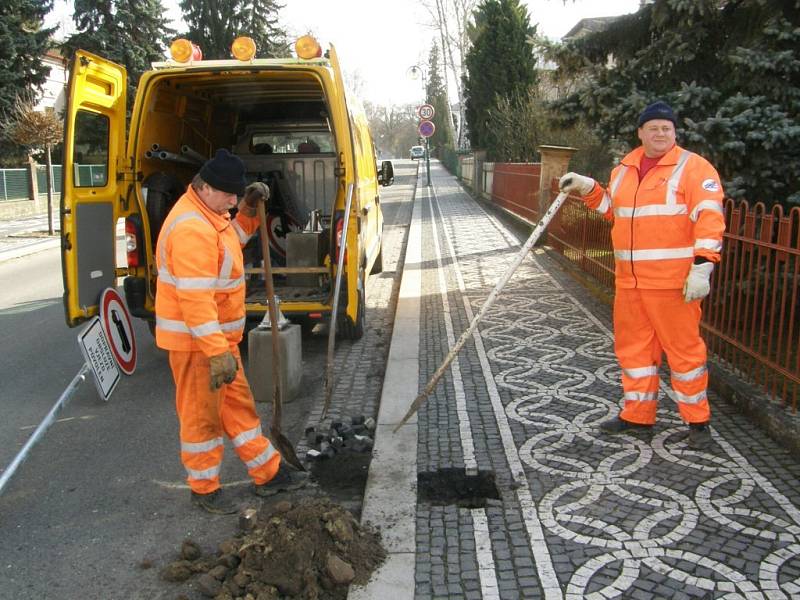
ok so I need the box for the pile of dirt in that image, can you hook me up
[162,497,386,600]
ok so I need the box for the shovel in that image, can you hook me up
[394,191,570,431]
[256,201,305,471]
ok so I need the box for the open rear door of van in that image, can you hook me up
[61,50,127,327]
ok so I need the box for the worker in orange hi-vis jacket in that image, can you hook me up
[559,101,725,450]
[155,149,307,514]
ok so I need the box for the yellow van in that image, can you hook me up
[60,36,393,339]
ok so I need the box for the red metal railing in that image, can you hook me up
[490,163,541,223]
[490,170,800,411]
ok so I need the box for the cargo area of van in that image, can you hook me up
[134,69,339,311]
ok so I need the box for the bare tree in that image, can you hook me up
[421,0,479,148]
[1,94,63,235]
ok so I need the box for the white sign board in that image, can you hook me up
[78,317,120,401]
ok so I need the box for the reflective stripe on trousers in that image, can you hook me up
[613,288,710,425]
[168,347,281,494]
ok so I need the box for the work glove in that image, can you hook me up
[559,172,595,196]
[683,262,714,303]
[238,182,270,216]
[209,351,238,390]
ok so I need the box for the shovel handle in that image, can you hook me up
[257,202,282,424]
[394,192,570,431]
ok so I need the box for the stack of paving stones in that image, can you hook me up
[412,165,800,599]
[304,416,376,461]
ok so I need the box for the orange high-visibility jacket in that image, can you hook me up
[583,144,725,289]
[155,186,259,356]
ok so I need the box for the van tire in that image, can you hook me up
[143,172,182,244]
[338,270,365,340]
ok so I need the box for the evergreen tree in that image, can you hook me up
[62,0,175,103]
[425,43,454,156]
[0,0,55,165]
[462,0,537,155]
[179,0,288,60]
[550,0,800,206]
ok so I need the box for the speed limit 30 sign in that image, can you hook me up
[417,104,435,120]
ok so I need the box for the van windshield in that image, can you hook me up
[251,132,333,154]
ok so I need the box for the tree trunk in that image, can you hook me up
[45,143,54,236]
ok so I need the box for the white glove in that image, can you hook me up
[683,262,714,302]
[558,172,595,196]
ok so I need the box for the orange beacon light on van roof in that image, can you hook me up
[295,35,322,60]
[231,36,257,61]
[170,38,202,63]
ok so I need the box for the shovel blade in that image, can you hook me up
[270,427,306,471]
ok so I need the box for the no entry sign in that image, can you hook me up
[99,288,137,375]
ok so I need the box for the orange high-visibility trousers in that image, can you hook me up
[168,346,281,494]
[613,288,711,425]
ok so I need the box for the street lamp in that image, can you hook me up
[407,64,432,186]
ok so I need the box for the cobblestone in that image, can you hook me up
[407,162,800,598]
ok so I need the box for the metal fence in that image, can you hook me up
[0,169,29,202]
[545,188,800,411]
[35,164,63,195]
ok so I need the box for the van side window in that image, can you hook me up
[73,110,109,187]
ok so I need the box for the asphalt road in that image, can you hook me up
[0,162,416,599]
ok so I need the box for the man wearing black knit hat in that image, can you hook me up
[558,101,726,450]
[155,149,307,514]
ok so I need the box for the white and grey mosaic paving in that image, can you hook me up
[415,163,800,599]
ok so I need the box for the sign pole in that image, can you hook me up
[426,137,431,187]
[0,363,90,496]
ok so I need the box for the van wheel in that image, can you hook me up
[143,172,182,244]
[371,241,383,274]
[338,270,365,340]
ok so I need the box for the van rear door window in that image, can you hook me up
[72,110,109,187]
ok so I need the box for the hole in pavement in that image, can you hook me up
[418,468,500,508]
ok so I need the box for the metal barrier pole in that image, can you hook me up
[0,363,90,496]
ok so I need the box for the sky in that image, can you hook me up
[45,0,641,107]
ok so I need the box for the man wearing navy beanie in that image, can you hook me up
[558,100,726,450]
[154,148,308,514]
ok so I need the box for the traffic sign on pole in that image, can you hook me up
[417,104,435,120]
[99,288,137,375]
[418,120,436,138]
[78,317,120,401]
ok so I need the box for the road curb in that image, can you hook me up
[348,173,424,600]
[0,237,60,263]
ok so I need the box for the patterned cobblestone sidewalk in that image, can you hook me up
[410,162,800,599]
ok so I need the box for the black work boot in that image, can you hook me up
[253,463,310,497]
[191,489,238,515]
[598,416,653,434]
[688,422,712,449]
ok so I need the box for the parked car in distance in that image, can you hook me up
[410,145,425,160]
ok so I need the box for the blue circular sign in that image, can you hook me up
[418,120,436,138]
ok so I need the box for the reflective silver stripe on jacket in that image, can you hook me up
[232,426,262,448]
[596,193,612,215]
[695,238,723,252]
[181,436,224,453]
[623,366,659,379]
[665,151,691,205]
[186,464,221,480]
[245,445,279,469]
[156,316,245,336]
[624,391,658,402]
[614,204,688,218]
[231,220,252,245]
[671,365,707,382]
[673,390,707,405]
[690,200,724,222]
[614,247,695,261]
